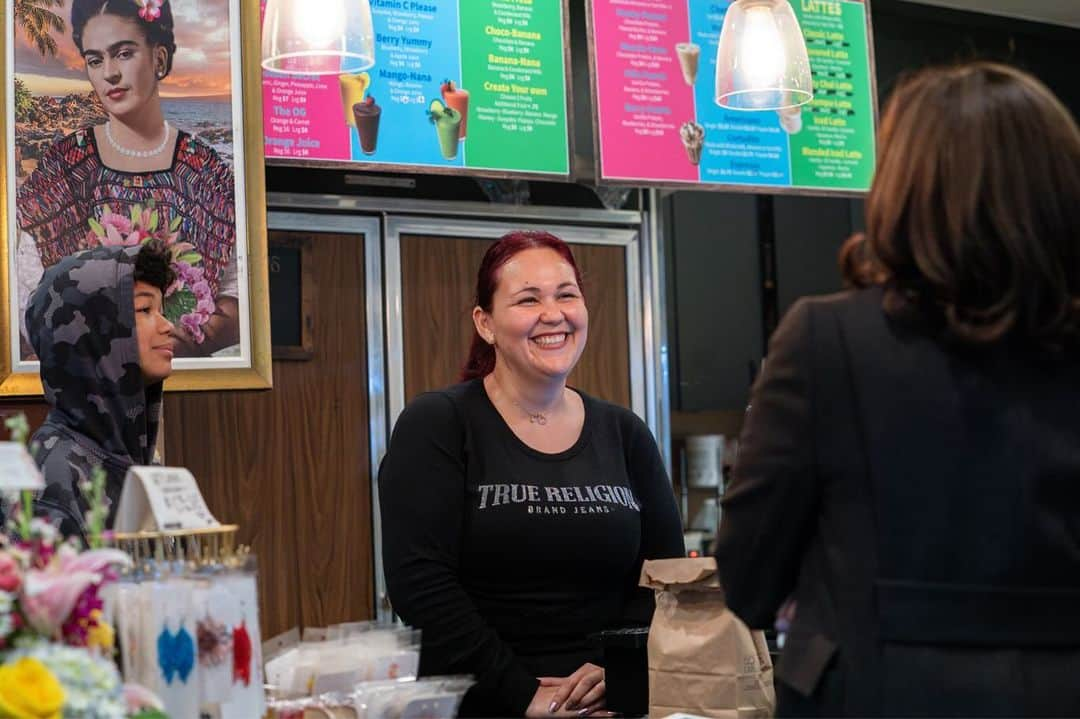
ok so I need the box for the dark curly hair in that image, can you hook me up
[134,241,176,296]
[842,61,1080,356]
[72,0,177,78]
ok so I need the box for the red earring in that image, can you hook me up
[232,620,252,686]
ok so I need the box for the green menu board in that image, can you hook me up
[789,0,876,190]
[459,1,569,173]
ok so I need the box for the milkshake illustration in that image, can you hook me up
[339,72,371,126]
[680,121,705,165]
[353,96,381,155]
[428,100,463,160]
[440,79,470,140]
[777,105,803,135]
[676,42,700,86]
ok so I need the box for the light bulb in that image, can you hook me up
[295,0,346,51]
[715,0,814,111]
[739,5,786,91]
[262,0,375,75]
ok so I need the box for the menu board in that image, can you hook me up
[589,0,877,194]
[262,0,570,177]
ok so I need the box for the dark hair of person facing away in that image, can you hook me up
[134,240,176,295]
[840,61,1080,356]
[71,0,177,78]
[460,231,585,381]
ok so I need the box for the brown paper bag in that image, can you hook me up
[641,557,776,718]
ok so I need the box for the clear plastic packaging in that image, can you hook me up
[265,626,422,695]
[265,676,474,719]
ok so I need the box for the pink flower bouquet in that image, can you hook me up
[87,201,212,343]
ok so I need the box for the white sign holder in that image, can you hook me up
[0,441,45,490]
[114,466,220,533]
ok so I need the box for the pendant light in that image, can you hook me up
[261,0,375,75]
[715,0,813,111]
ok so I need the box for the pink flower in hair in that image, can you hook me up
[135,0,163,22]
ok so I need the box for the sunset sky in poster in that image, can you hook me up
[13,0,233,98]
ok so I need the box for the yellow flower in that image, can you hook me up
[0,657,65,719]
[84,611,115,653]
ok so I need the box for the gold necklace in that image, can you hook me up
[494,376,557,426]
[509,397,549,425]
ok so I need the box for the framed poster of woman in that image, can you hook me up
[1,0,271,394]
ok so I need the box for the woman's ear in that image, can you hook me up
[472,306,494,345]
[154,46,169,78]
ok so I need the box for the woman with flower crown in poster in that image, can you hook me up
[14,0,239,358]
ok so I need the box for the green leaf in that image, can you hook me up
[178,252,202,265]
[4,413,30,445]
[169,215,183,231]
[149,209,159,231]
[130,205,140,226]
[87,217,105,237]
[164,287,197,323]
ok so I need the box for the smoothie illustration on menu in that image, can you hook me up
[440,80,469,140]
[428,100,463,160]
[680,121,705,165]
[676,42,700,86]
[339,72,371,126]
[354,96,381,155]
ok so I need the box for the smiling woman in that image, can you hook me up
[379,231,685,718]
[13,0,239,361]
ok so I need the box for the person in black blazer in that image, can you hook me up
[715,61,1080,717]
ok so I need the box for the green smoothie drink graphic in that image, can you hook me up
[428,100,463,160]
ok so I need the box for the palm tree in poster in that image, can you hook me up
[14,0,67,57]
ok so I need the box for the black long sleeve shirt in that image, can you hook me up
[379,379,685,717]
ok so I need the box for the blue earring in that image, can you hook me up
[157,623,196,684]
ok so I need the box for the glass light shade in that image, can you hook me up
[262,0,375,75]
[715,0,813,111]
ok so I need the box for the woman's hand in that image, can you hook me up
[170,296,240,357]
[525,679,615,717]
[526,683,572,717]
[541,663,610,716]
[169,321,199,357]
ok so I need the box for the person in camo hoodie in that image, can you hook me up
[25,243,176,541]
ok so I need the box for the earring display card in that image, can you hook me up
[196,583,241,704]
[153,581,201,719]
[218,572,267,719]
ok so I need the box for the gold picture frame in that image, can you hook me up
[1,0,271,395]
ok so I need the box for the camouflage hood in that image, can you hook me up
[27,245,163,495]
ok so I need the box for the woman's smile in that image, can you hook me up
[531,332,571,349]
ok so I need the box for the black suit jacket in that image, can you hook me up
[716,288,1080,717]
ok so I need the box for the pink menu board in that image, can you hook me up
[588,0,878,195]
